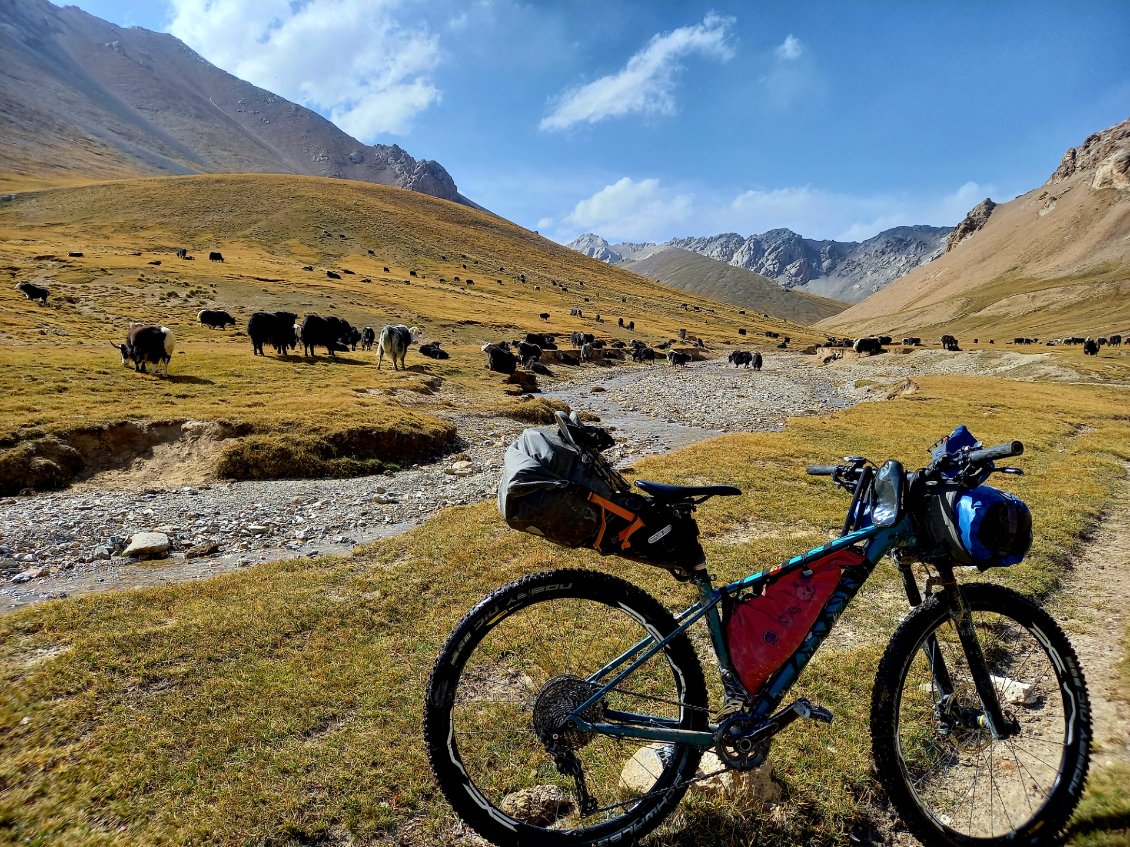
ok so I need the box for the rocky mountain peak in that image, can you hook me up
[1049,117,1130,185]
[567,233,622,263]
[946,198,996,252]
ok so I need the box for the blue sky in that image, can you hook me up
[63,1,1130,244]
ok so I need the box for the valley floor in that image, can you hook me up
[1,348,1068,613]
[1,347,1127,846]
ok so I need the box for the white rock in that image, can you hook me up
[619,747,780,806]
[123,532,171,559]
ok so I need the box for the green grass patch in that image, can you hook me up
[1069,764,1130,847]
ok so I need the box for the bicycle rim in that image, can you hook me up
[429,571,706,844]
[891,594,1085,842]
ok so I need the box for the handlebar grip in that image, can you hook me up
[806,465,839,476]
[967,440,1024,464]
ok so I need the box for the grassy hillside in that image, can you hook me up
[819,169,1130,339]
[0,174,822,489]
[1,374,1127,846]
[625,247,846,325]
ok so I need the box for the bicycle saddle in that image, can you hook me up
[635,480,742,501]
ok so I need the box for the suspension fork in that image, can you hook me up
[897,557,956,696]
[935,566,1015,739]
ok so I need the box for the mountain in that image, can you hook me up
[624,248,845,326]
[0,0,466,204]
[817,118,1130,339]
[569,233,624,263]
[568,224,951,304]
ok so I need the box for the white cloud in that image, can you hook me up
[168,0,442,138]
[561,177,694,241]
[539,13,734,132]
[775,34,802,61]
[545,178,995,245]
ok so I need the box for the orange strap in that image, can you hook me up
[588,493,647,550]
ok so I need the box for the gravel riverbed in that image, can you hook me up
[0,349,1072,612]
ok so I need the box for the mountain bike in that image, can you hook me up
[424,419,1091,846]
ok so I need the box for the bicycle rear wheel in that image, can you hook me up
[424,569,708,847]
[871,583,1090,846]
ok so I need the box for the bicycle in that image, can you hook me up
[424,415,1091,846]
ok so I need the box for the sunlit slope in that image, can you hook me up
[818,169,1130,339]
[0,174,823,454]
[0,174,820,347]
[625,248,846,325]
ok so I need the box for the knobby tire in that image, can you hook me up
[424,569,709,847]
[871,583,1091,847]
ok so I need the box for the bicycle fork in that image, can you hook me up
[899,560,1016,740]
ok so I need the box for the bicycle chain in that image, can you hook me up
[566,687,741,819]
[608,685,715,714]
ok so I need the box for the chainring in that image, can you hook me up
[715,712,769,770]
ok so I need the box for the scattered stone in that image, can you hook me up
[446,461,475,476]
[499,785,573,826]
[11,567,47,583]
[92,545,111,560]
[123,532,171,560]
[185,541,220,559]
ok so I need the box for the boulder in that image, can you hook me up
[506,370,539,392]
[1092,148,1130,192]
[123,532,171,559]
[185,541,220,559]
[620,746,780,806]
[499,784,573,826]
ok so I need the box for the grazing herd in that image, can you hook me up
[11,250,1127,390]
[834,332,1124,359]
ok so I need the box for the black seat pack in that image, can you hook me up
[497,420,706,574]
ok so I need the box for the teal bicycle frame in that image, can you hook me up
[566,518,912,747]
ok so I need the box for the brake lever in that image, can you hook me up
[997,467,1024,475]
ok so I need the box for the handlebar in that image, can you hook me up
[808,438,1025,491]
[806,465,840,476]
[967,440,1024,464]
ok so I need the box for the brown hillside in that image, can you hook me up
[819,118,1130,340]
[0,0,463,203]
[625,248,845,325]
[0,173,821,490]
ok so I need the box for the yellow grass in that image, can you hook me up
[1,374,1127,846]
[0,173,824,488]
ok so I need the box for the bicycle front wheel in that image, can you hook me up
[872,583,1091,847]
[424,569,708,847]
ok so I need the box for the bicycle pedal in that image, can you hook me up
[796,698,834,724]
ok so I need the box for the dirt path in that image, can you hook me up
[1051,462,1130,771]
